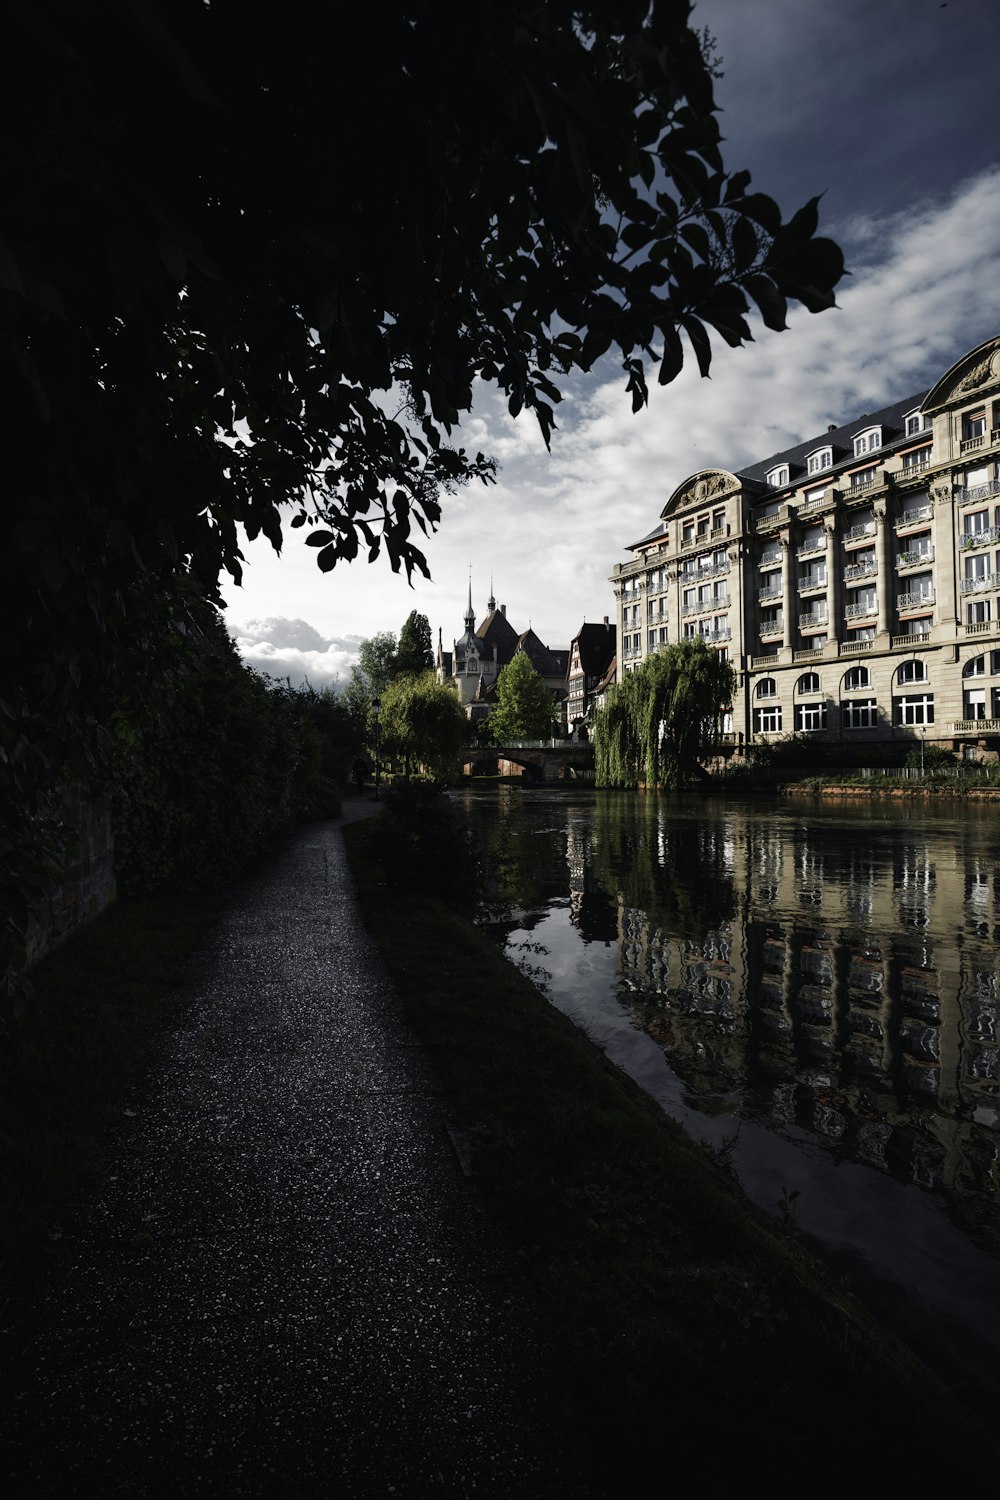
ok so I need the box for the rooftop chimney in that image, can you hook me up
[501,603,506,616]
[827,423,837,433]
[603,615,609,626]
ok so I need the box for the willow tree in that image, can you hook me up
[595,641,735,789]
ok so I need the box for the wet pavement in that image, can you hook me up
[1,804,600,1497]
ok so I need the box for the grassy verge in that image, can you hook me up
[344,816,999,1484]
[0,893,224,1290]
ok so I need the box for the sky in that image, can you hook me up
[222,0,1000,690]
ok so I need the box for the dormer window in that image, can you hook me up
[807,447,832,475]
[853,426,882,458]
[767,464,789,488]
[905,410,927,437]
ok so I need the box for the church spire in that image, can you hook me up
[465,568,475,629]
[488,575,496,614]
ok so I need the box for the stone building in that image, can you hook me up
[610,333,1000,756]
[565,620,616,735]
[437,583,567,727]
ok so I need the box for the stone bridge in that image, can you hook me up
[462,739,596,782]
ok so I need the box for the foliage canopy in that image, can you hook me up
[489,654,560,742]
[594,640,735,788]
[379,672,470,779]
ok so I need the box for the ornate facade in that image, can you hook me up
[610,335,1000,754]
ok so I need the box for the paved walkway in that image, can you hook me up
[2,806,601,1496]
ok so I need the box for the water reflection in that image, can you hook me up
[463,787,1000,1405]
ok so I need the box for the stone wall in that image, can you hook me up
[25,786,117,970]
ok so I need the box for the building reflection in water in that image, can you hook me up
[592,800,1000,1235]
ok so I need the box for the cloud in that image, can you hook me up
[229,616,363,689]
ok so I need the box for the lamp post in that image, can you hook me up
[372,696,382,799]
[920,721,925,776]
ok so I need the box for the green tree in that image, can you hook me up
[380,673,469,779]
[396,611,434,677]
[489,655,560,742]
[595,640,735,789]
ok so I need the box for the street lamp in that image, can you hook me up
[372,696,382,799]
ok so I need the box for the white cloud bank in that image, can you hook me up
[230,617,363,690]
[223,167,1000,665]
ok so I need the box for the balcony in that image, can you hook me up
[897,591,935,611]
[843,522,877,545]
[966,619,998,637]
[682,596,729,616]
[962,523,1000,550]
[892,630,931,647]
[899,453,932,478]
[798,572,827,594]
[845,599,877,620]
[758,585,782,604]
[960,434,986,455]
[952,719,1000,734]
[793,647,825,663]
[682,558,729,580]
[850,473,880,495]
[844,559,877,581]
[796,540,826,561]
[840,639,871,655]
[760,617,784,638]
[751,653,780,669]
[958,478,1000,503]
[752,507,790,530]
[961,572,1000,595]
[798,611,828,631]
[700,627,732,643]
[895,504,933,529]
[896,548,933,570]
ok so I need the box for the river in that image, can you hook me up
[457,785,1000,1414]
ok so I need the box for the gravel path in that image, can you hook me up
[2,807,600,1497]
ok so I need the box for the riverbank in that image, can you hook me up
[343,817,999,1483]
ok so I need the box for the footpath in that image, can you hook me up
[2,804,600,1497]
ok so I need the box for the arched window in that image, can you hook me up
[898,659,926,685]
[963,655,986,678]
[797,672,821,694]
[843,665,870,691]
[757,677,777,698]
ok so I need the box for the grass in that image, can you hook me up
[0,892,224,1290]
[344,815,1000,1485]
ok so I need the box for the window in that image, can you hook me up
[851,466,879,491]
[844,665,871,691]
[795,702,827,732]
[843,698,878,729]
[896,694,935,726]
[964,509,989,536]
[797,672,821,694]
[760,608,782,635]
[991,650,1000,674]
[697,514,710,537]
[648,630,656,650]
[905,411,927,436]
[963,410,987,441]
[898,660,927,684]
[966,466,990,489]
[966,554,991,582]
[767,465,789,488]
[853,427,882,457]
[967,600,992,625]
[902,446,932,470]
[683,522,694,544]
[757,678,778,698]
[964,687,987,720]
[807,447,832,475]
[755,705,782,733]
[712,509,726,531]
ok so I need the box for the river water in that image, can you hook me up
[457,785,1000,1412]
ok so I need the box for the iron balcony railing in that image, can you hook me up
[896,548,934,569]
[757,585,782,603]
[844,560,877,580]
[962,523,1000,548]
[844,522,877,541]
[795,540,826,559]
[895,504,933,527]
[845,599,877,619]
[961,572,1000,594]
[958,478,1000,502]
[897,590,935,609]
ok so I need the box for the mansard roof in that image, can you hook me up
[737,392,924,488]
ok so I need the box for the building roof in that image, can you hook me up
[593,656,617,695]
[516,628,565,679]
[737,392,926,489]
[570,622,616,679]
[476,607,520,666]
